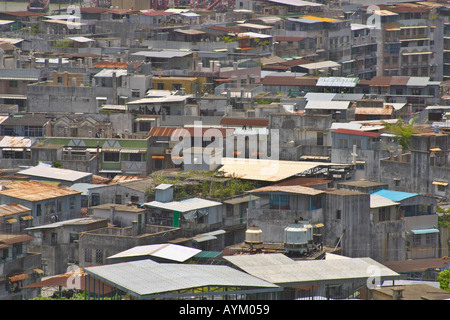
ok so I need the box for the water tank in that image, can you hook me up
[245,226,263,245]
[284,224,309,254]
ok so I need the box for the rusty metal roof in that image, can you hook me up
[220,117,269,127]
[0,136,32,148]
[0,233,34,245]
[0,203,31,217]
[0,181,81,202]
[382,257,450,273]
[148,126,234,138]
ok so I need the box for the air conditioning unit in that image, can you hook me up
[165,149,172,155]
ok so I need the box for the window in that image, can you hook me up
[129,153,142,162]
[115,194,122,204]
[269,194,290,209]
[394,178,400,187]
[95,249,103,264]
[84,248,92,263]
[104,152,120,162]
[438,184,446,192]
[317,132,324,146]
[310,195,322,210]
[338,139,348,149]
[37,204,42,216]
[426,233,436,245]
[9,80,18,88]
[130,195,139,203]
[132,89,140,98]
[153,159,163,169]
[157,83,164,90]
[91,193,100,206]
[69,233,79,244]
[352,139,362,149]
[336,210,341,220]
[379,207,390,221]
[413,234,421,246]
[70,197,75,210]
[172,83,182,91]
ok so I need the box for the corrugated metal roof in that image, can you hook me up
[382,257,450,273]
[224,253,399,286]
[131,50,193,59]
[248,185,324,196]
[144,197,222,212]
[316,77,359,88]
[84,259,280,299]
[370,194,399,209]
[148,126,234,138]
[0,181,81,202]
[332,128,382,137]
[107,243,201,262]
[0,136,32,148]
[0,203,31,217]
[220,117,269,127]
[305,100,351,110]
[18,165,92,182]
[219,158,343,182]
[371,189,419,202]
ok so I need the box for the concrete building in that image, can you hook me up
[372,189,439,260]
[379,132,450,200]
[25,217,108,276]
[90,203,147,231]
[0,203,33,234]
[0,233,42,300]
[269,112,332,161]
[330,128,398,181]
[0,181,82,226]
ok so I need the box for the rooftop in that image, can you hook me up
[247,185,325,196]
[371,189,419,202]
[223,253,399,286]
[107,243,201,262]
[84,259,280,299]
[17,166,93,182]
[0,181,81,201]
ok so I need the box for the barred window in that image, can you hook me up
[95,249,103,264]
[84,248,92,263]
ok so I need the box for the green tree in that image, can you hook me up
[437,269,450,292]
[382,117,418,150]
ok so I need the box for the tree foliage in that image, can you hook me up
[437,269,450,292]
[382,117,418,150]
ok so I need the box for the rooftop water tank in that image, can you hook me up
[245,226,263,245]
[284,221,311,255]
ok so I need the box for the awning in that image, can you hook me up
[120,149,146,154]
[102,148,120,152]
[6,218,17,224]
[135,117,156,122]
[21,215,34,221]
[2,148,24,151]
[9,273,29,282]
[411,228,439,235]
[33,268,44,274]
[432,181,448,186]
[152,155,165,159]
